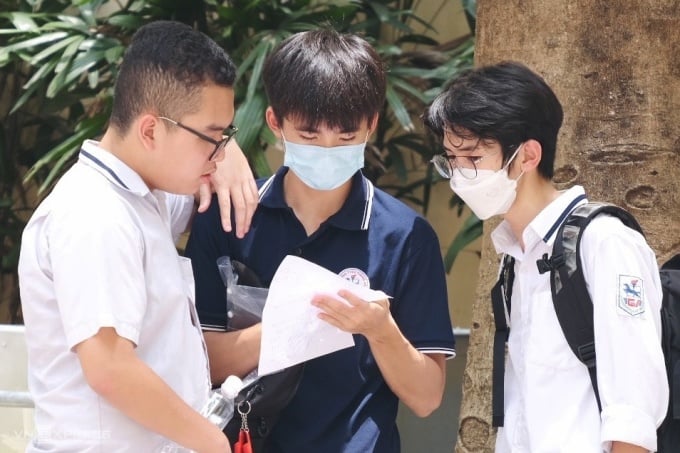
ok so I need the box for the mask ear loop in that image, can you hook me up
[502,143,524,170]
[504,143,525,181]
[280,131,288,153]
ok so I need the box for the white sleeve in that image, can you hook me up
[48,197,147,349]
[582,215,668,452]
[165,193,196,243]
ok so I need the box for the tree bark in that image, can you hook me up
[456,1,680,451]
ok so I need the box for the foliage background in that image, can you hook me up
[0,0,477,323]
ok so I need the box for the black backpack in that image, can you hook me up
[491,202,680,452]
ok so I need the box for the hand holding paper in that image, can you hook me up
[258,255,389,375]
[312,289,392,340]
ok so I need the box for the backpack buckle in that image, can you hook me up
[576,342,596,368]
[537,253,565,274]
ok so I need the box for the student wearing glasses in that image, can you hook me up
[424,61,667,453]
[186,28,456,452]
[18,21,256,452]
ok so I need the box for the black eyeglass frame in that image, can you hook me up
[430,142,523,180]
[157,116,238,161]
[430,150,500,180]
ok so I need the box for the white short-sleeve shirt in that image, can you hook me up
[18,140,210,452]
[492,185,668,453]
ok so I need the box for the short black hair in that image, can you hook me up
[262,28,386,131]
[110,20,237,134]
[424,61,563,179]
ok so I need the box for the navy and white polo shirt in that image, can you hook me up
[186,167,456,453]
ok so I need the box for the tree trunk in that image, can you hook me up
[456,1,680,451]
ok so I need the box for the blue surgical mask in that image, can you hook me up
[282,134,366,191]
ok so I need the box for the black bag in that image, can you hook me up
[491,202,680,451]
[217,257,305,451]
[224,364,305,451]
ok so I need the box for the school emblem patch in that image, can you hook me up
[338,267,370,288]
[617,274,645,316]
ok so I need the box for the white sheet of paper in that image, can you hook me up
[258,255,389,375]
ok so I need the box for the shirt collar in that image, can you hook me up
[258,167,374,231]
[78,140,150,197]
[491,185,588,256]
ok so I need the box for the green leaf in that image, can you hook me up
[23,131,83,185]
[444,214,483,272]
[394,34,439,46]
[47,47,107,98]
[40,142,79,193]
[364,1,411,33]
[385,84,414,131]
[29,34,83,65]
[0,29,30,35]
[389,76,428,103]
[7,12,39,32]
[62,33,84,59]
[463,0,478,18]
[11,65,55,114]
[0,31,69,62]
[42,16,89,33]
[375,44,401,57]
[250,148,272,179]
[234,91,267,152]
[65,49,106,81]
[104,44,123,63]
[46,54,74,98]
[76,0,100,28]
[245,41,270,102]
[106,14,145,30]
[24,114,107,192]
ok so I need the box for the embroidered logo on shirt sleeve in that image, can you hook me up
[617,274,645,316]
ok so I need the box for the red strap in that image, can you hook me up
[234,429,253,453]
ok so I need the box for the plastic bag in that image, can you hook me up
[215,257,305,450]
[217,256,268,331]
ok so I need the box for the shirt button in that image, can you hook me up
[294,248,302,256]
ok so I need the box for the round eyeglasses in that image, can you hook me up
[430,149,501,180]
[158,116,238,161]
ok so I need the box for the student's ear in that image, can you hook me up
[518,139,542,173]
[138,114,160,151]
[265,106,282,138]
[367,114,379,136]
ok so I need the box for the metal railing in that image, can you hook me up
[0,390,33,408]
[0,324,32,410]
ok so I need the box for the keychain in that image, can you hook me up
[234,401,253,453]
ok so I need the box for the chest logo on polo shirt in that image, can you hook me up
[617,274,645,316]
[338,267,370,288]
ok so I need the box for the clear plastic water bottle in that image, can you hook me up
[242,368,259,388]
[200,375,244,429]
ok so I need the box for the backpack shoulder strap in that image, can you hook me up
[491,254,515,427]
[659,254,680,427]
[545,201,644,412]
